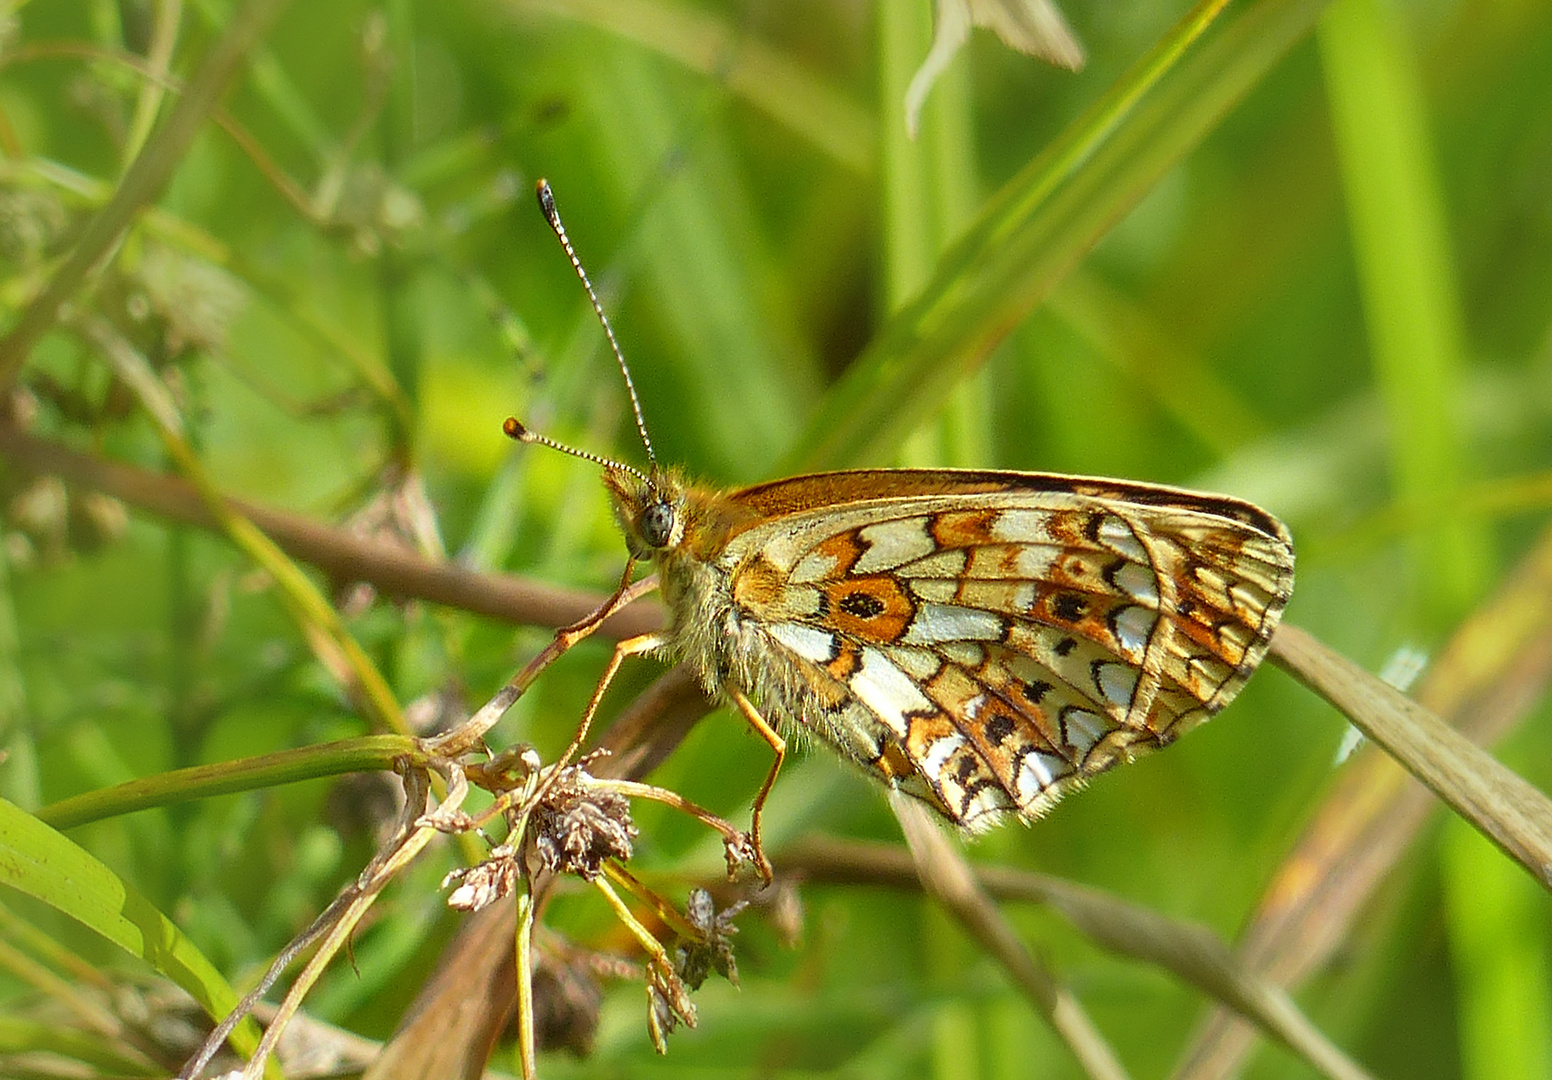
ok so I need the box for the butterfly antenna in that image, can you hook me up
[535,179,658,471]
[503,417,649,483]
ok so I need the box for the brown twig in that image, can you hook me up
[0,427,665,640]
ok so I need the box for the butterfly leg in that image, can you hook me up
[548,631,672,780]
[726,687,785,886]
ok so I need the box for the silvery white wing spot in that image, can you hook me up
[512,179,1295,878]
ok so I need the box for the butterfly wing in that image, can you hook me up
[716,470,1294,829]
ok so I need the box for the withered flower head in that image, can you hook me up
[676,888,747,990]
[442,843,519,912]
[530,770,637,881]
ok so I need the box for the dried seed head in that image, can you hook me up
[645,960,696,1054]
[676,888,746,990]
[443,843,519,912]
[530,770,637,881]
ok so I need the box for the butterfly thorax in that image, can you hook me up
[603,464,807,706]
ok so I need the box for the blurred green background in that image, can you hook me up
[1,0,1550,1077]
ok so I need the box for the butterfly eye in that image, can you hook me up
[640,501,676,548]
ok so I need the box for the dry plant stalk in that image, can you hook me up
[177,584,757,1080]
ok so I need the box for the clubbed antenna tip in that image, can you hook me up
[504,415,648,483]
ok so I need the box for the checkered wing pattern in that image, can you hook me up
[718,471,1295,829]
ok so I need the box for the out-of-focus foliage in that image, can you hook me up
[1,1,1550,1078]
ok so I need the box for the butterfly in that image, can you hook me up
[512,181,1295,880]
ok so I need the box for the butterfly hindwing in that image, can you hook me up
[718,472,1294,827]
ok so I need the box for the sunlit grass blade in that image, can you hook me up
[0,799,271,1074]
[782,0,1330,472]
[1318,0,1490,622]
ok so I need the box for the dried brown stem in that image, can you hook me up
[182,764,445,1079]
[0,427,664,640]
[891,794,1133,1080]
[781,835,1373,1080]
[1270,624,1552,887]
[1176,520,1552,1080]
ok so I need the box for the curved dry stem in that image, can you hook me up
[513,886,537,1080]
[1178,526,1552,1080]
[780,834,1374,1080]
[181,764,450,1079]
[0,427,665,639]
[1270,623,1552,890]
[891,793,1132,1080]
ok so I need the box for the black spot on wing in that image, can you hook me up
[840,591,886,618]
[984,711,1016,745]
[1052,592,1088,622]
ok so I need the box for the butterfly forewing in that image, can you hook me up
[710,470,1294,829]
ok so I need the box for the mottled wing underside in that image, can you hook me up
[721,471,1295,829]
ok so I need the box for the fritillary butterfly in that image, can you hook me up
[511,181,1295,879]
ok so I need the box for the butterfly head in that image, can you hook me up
[602,464,687,559]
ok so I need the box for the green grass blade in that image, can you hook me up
[781,0,1329,472]
[36,734,417,831]
[577,36,821,478]
[1318,0,1491,622]
[0,549,38,811]
[879,0,992,471]
[1442,818,1552,1080]
[516,0,876,174]
[0,1016,161,1075]
[0,798,269,1070]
